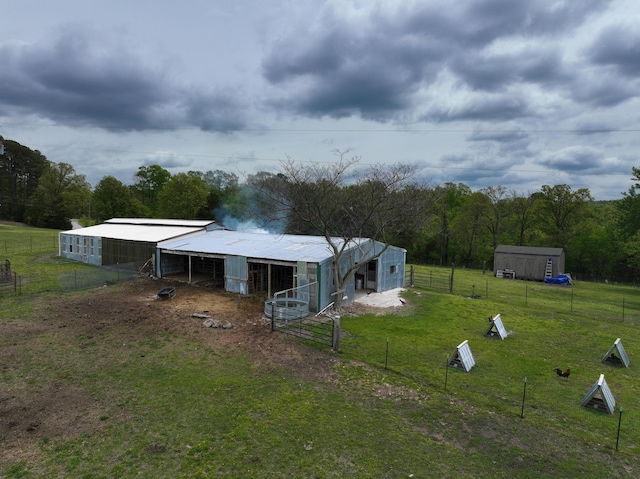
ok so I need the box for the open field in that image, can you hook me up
[2,223,640,477]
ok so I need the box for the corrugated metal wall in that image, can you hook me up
[225,256,247,294]
[59,233,102,266]
[378,246,406,291]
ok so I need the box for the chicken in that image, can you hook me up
[554,367,570,378]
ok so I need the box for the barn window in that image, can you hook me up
[390,264,397,274]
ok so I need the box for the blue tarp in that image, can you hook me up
[544,274,573,285]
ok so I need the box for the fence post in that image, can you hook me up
[449,263,455,293]
[616,407,623,451]
[410,265,414,287]
[521,377,527,419]
[332,316,341,352]
[385,338,389,370]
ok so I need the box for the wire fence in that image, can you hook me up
[0,265,143,296]
[0,233,59,255]
[405,264,640,326]
[0,229,143,296]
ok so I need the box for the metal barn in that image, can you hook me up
[493,245,565,281]
[157,230,406,312]
[59,218,220,270]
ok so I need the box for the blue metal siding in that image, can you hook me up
[378,246,406,291]
[318,258,334,311]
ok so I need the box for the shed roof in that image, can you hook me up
[61,223,205,243]
[160,230,366,263]
[495,245,563,256]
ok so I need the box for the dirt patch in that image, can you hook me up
[0,385,101,464]
[1,278,404,465]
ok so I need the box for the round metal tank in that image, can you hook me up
[264,298,309,320]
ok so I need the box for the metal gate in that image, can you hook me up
[271,314,335,347]
[267,281,334,347]
[405,265,452,293]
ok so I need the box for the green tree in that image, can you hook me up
[430,182,472,265]
[450,191,490,266]
[615,167,640,275]
[132,165,171,215]
[569,203,620,279]
[0,136,49,222]
[26,162,91,229]
[534,184,593,248]
[157,172,209,219]
[505,190,539,246]
[93,176,150,221]
[190,169,241,220]
[479,185,508,250]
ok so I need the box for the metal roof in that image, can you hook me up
[495,245,563,256]
[61,223,206,243]
[160,230,362,263]
[105,218,216,227]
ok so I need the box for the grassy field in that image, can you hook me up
[2,222,640,478]
[0,222,139,295]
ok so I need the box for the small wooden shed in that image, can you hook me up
[493,245,565,281]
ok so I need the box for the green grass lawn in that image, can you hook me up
[2,223,640,478]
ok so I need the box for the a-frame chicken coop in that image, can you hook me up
[580,374,616,414]
[602,338,630,368]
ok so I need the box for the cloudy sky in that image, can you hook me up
[1,0,639,200]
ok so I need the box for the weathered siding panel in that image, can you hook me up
[494,246,564,281]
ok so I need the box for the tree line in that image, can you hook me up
[1,136,638,282]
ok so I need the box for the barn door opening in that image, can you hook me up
[366,260,378,291]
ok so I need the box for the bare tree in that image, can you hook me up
[249,150,430,309]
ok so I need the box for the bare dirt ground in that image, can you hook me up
[0,278,407,466]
